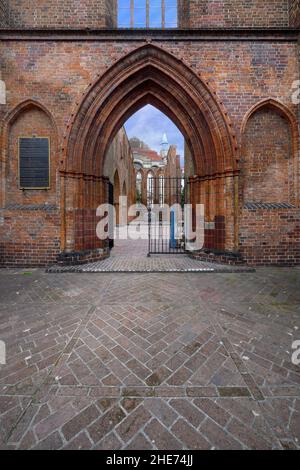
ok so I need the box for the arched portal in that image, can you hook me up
[60,44,238,258]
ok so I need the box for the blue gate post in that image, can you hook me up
[170,208,176,249]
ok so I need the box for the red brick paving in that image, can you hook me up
[0,266,299,449]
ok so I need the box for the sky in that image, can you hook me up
[118,1,178,28]
[124,105,184,166]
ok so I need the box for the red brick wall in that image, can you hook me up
[7,106,57,206]
[239,104,299,265]
[104,127,136,219]
[0,209,60,266]
[239,209,300,266]
[241,108,293,205]
[4,1,291,29]
[0,36,299,266]
[0,103,60,266]
[186,0,289,28]
[289,0,300,26]
[1,40,297,148]
[8,0,117,29]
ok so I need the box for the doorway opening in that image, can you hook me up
[61,44,238,266]
[103,104,191,257]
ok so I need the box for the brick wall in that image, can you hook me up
[0,0,9,27]
[241,108,294,205]
[7,106,57,206]
[8,0,117,29]
[184,142,194,180]
[4,1,292,29]
[289,0,300,26]
[0,209,60,266]
[239,105,299,265]
[239,209,300,266]
[2,39,295,161]
[104,127,136,219]
[186,0,289,28]
[0,36,299,266]
[0,103,60,266]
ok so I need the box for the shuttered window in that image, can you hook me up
[19,137,50,189]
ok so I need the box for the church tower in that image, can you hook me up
[160,133,169,163]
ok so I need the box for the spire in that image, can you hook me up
[161,133,168,146]
[160,133,169,162]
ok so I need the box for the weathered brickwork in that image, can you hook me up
[239,208,300,266]
[0,0,9,27]
[3,1,294,29]
[0,1,299,266]
[290,0,300,27]
[8,0,117,29]
[104,127,136,224]
[105,128,135,202]
[242,108,293,205]
[185,0,290,28]
[0,208,60,266]
[237,100,300,265]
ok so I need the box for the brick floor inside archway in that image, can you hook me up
[48,236,252,274]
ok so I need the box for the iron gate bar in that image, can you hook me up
[148,176,186,256]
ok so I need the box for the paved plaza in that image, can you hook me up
[0,244,299,450]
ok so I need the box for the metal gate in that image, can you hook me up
[148,176,187,255]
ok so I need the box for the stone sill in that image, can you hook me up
[0,27,299,42]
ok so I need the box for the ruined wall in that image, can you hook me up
[181,0,289,28]
[3,1,292,29]
[184,142,195,180]
[0,30,299,265]
[0,103,60,266]
[104,127,136,212]
[239,105,299,265]
[241,108,294,205]
[8,0,117,29]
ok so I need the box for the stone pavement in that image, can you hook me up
[47,238,253,273]
[0,264,299,450]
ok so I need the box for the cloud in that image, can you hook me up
[124,105,184,165]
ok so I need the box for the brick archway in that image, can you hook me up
[60,44,238,258]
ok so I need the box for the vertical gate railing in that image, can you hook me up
[148,176,187,255]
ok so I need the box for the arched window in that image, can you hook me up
[147,172,154,207]
[118,1,178,29]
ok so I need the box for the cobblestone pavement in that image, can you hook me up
[0,263,299,449]
[48,239,253,273]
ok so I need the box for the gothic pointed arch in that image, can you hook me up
[1,99,57,207]
[241,98,299,205]
[1,99,57,163]
[63,44,237,178]
[61,44,239,254]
